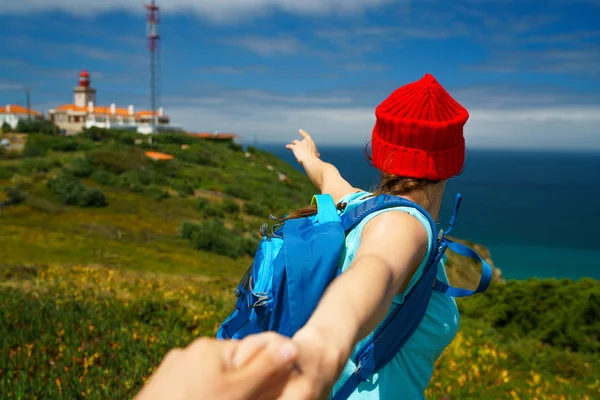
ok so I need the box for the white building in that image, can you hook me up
[0,104,43,130]
[47,69,181,135]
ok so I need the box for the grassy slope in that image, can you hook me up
[0,131,598,399]
[0,184,248,278]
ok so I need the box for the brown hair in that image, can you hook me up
[284,144,439,220]
[284,173,437,220]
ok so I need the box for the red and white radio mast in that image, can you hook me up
[146,0,160,134]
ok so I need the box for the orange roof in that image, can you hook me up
[54,104,131,117]
[135,110,168,117]
[145,151,174,161]
[0,104,41,116]
[55,104,87,112]
[92,106,130,117]
[188,132,239,139]
[135,110,154,117]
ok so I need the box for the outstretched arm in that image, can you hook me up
[278,210,429,399]
[286,129,361,203]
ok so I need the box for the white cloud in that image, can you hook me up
[227,35,303,56]
[466,48,600,78]
[345,63,389,72]
[0,0,395,22]
[162,90,600,151]
[197,66,246,75]
[0,82,25,91]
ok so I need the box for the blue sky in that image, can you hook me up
[0,0,599,150]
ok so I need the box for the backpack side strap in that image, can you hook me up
[311,194,342,225]
[432,237,493,298]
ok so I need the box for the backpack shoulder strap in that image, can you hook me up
[340,193,431,233]
[332,195,441,400]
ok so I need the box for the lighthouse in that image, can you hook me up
[73,69,96,109]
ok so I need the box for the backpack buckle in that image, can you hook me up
[437,229,444,253]
[247,276,270,308]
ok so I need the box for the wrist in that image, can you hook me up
[298,153,321,168]
[296,323,355,375]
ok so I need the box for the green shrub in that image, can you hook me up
[118,171,146,192]
[168,148,218,167]
[65,157,93,178]
[77,187,108,207]
[243,202,267,217]
[10,174,34,189]
[115,131,138,146]
[22,144,47,158]
[25,134,78,153]
[15,120,60,135]
[153,132,195,146]
[116,168,163,187]
[3,186,27,204]
[241,235,260,255]
[221,198,240,214]
[180,219,250,259]
[147,185,169,201]
[202,203,224,219]
[0,147,21,159]
[47,175,107,207]
[90,169,117,186]
[228,142,243,152]
[0,165,19,180]
[234,219,251,233]
[87,149,149,174]
[150,159,179,178]
[19,158,61,174]
[80,126,114,142]
[457,278,600,353]
[223,184,251,200]
[170,180,195,198]
[196,197,210,210]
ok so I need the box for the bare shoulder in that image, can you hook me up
[355,210,429,284]
[362,210,428,247]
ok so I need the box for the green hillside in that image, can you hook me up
[0,128,598,400]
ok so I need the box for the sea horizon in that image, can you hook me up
[256,144,600,282]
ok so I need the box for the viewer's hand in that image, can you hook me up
[135,333,298,400]
[285,129,321,165]
[277,326,345,400]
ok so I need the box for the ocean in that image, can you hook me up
[258,144,600,281]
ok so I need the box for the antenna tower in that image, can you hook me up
[146,0,160,134]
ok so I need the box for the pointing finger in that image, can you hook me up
[298,129,311,140]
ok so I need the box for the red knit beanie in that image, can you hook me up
[371,73,469,181]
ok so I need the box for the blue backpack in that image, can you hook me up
[216,192,492,399]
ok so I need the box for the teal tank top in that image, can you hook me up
[330,191,460,399]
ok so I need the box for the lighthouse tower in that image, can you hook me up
[73,69,96,108]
